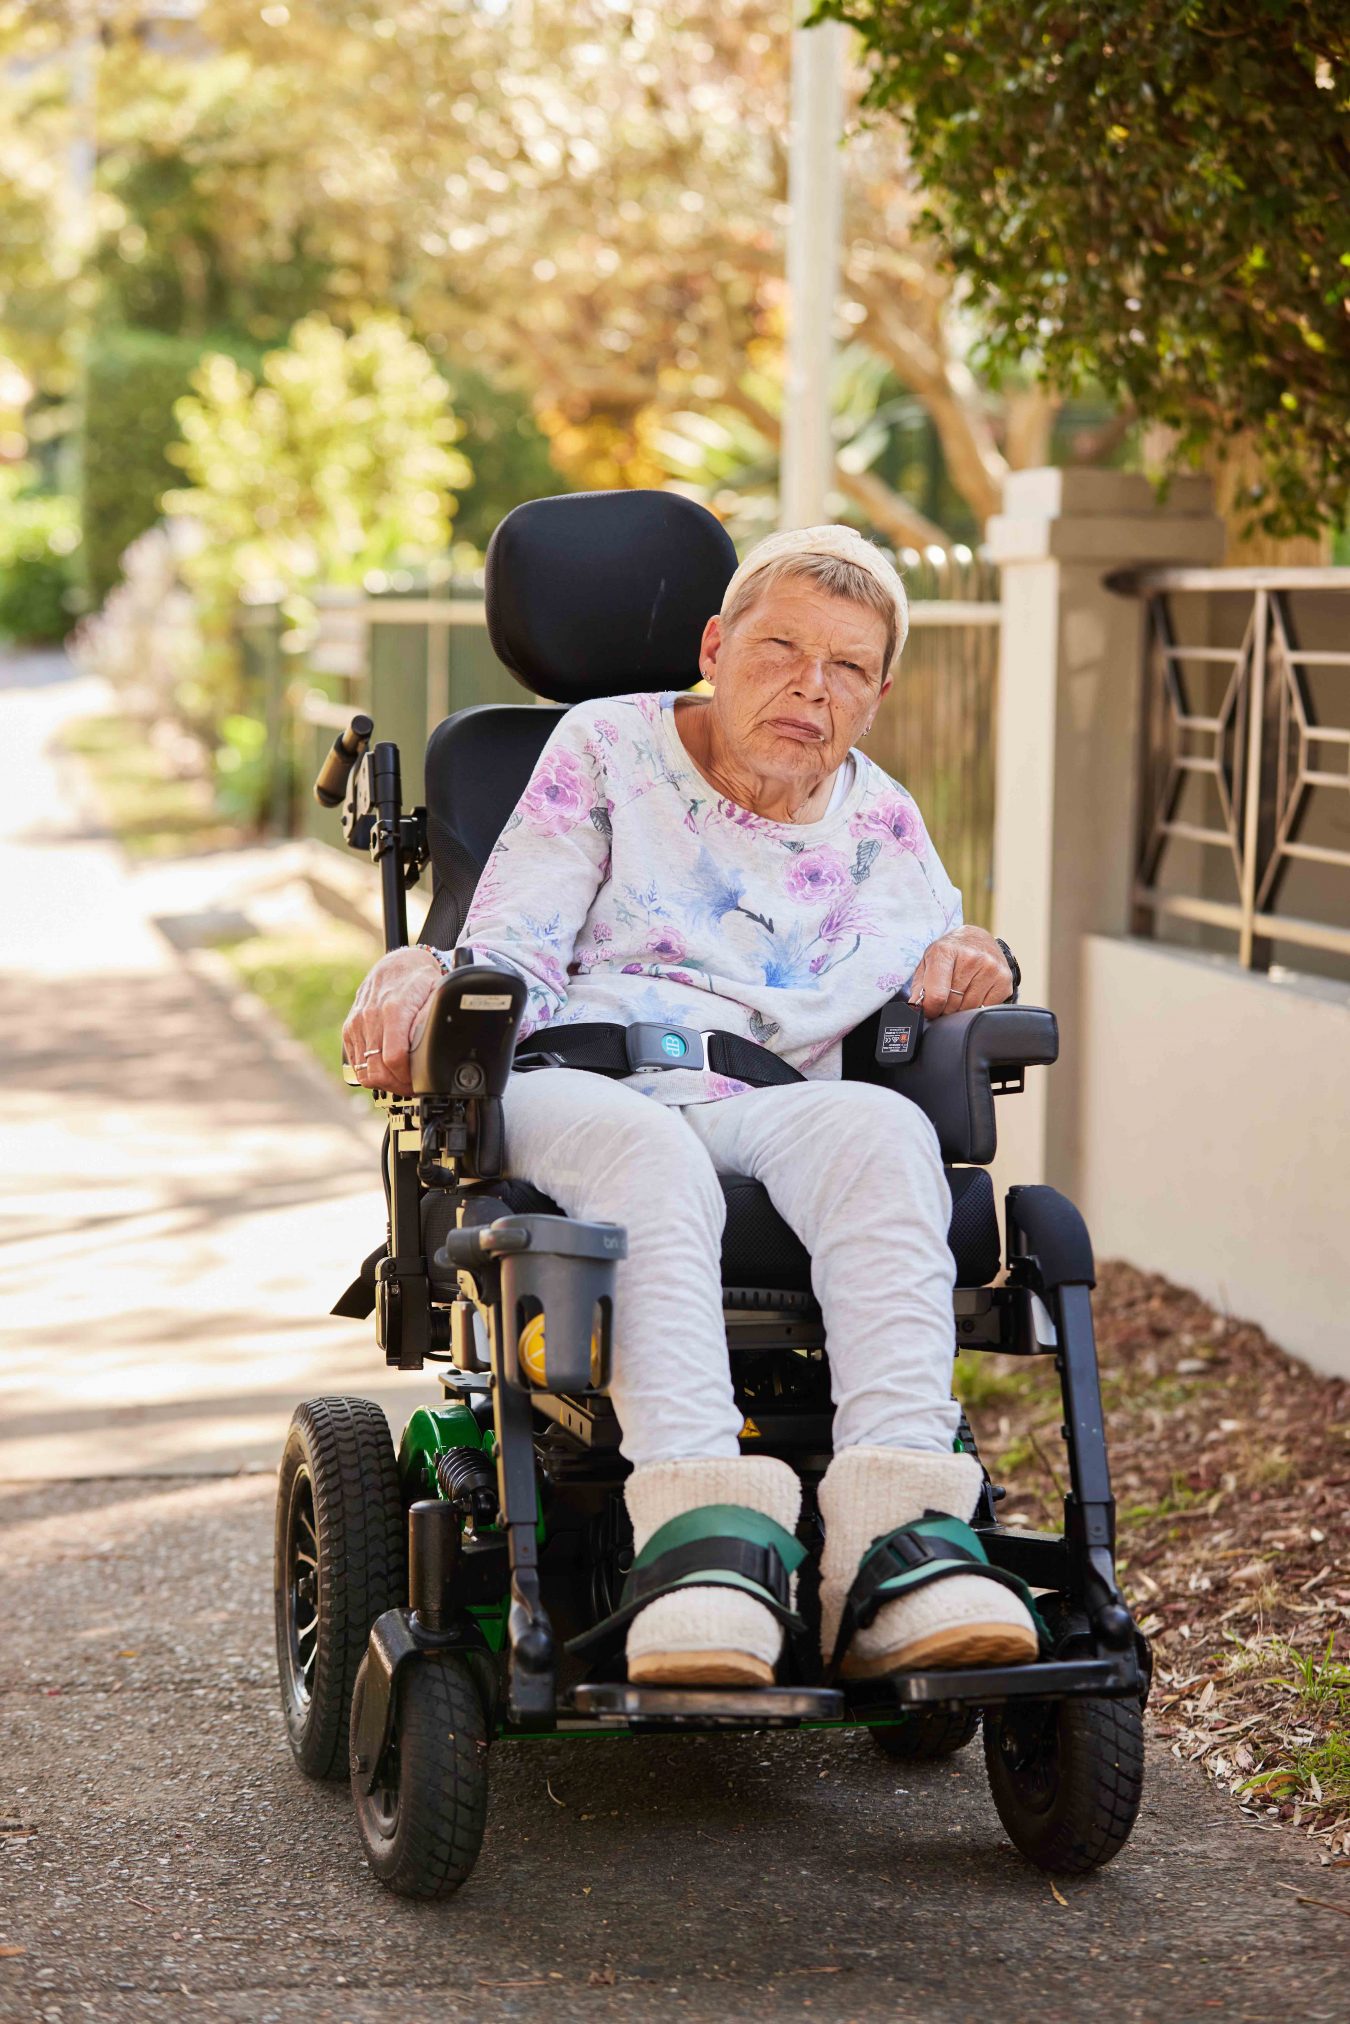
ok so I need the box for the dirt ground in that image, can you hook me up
[960,1261,1350,1856]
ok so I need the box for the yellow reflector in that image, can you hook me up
[740,1417,761,1438]
[518,1312,548,1386]
[516,1311,605,1388]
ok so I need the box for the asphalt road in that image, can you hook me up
[3,1473,1349,2024]
[3,649,1348,2022]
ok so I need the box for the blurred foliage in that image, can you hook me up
[60,708,241,859]
[68,519,212,725]
[0,464,81,642]
[223,927,381,1084]
[82,326,266,605]
[811,0,1350,538]
[0,0,1049,558]
[212,711,272,829]
[440,361,568,553]
[163,314,473,622]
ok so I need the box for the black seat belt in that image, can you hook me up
[514,1019,804,1088]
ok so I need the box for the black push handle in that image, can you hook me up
[314,713,374,807]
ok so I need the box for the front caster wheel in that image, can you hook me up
[274,1397,405,1780]
[870,1706,980,1762]
[350,1654,490,1900]
[983,1695,1144,1875]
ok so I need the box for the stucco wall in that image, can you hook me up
[1075,934,1350,1379]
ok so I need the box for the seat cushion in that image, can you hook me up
[494,1163,1000,1295]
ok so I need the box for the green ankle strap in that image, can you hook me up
[828,1511,1050,1680]
[566,1503,807,1668]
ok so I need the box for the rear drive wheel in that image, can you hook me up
[983,1695,1144,1874]
[350,1653,490,1899]
[869,1706,980,1762]
[274,1396,405,1780]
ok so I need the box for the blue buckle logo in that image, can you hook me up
[660,1031,688,1058]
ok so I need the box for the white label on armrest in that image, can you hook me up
[460,993,515,1010]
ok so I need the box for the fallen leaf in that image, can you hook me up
[0,1948,25,1959]
[1050,1882,1069,1907]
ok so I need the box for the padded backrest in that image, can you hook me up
[484,489,738,704]
[420,704,564,949]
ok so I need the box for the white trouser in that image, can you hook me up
[498,1068,960,1467]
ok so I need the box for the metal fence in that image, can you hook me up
[262,560,1002,926]
[1118,565,1350,980]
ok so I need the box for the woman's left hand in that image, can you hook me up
[907,926,1014,1016]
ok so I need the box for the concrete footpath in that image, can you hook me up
[2,651,1347,2022]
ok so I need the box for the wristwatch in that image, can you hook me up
[994,937,1021,1000]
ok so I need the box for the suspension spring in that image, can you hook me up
[435,1447,498,1527]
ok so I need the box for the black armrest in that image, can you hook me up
[847,1004,1059,1164]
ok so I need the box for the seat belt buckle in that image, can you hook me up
[875,996,925,1067]
[624,1022,708,1072]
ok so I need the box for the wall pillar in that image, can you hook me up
[986,469,1225,1200]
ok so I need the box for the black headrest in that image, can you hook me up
[484,489,739,705]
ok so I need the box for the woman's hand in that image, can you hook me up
[341,946,445,1095]
[907,926,1014,1017]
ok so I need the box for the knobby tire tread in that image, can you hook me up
[352,1654,490,1900]
[276,1396,406,1781]
[984,1694,1144,1875]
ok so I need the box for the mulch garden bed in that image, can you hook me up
[957,1260,1350,1862]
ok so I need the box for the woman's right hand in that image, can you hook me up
[342,946,445,1095]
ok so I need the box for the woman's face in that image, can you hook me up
[698,581,892,790]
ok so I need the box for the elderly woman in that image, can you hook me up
[343,525,1037,1689]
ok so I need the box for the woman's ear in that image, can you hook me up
[699,612,725,688]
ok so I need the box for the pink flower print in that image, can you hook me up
[809,952,830,974]
[646,927,687,963]
[874,971,907,992]
[716,798,775,831]
[784,846,850,904]
[666,970,696,987]
[621,962,644,974]
[591,920,613,943]
[707,1073,752,1099]
[818,888,878,945]
[595,717,619,745]
[851,792,923,854]
[520,749,593,835]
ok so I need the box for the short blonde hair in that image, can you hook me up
[720,551,907,682]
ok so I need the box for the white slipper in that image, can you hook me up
[624,1455,802,1688]
[818,1447,1038,1676]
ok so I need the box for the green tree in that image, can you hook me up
[809,0,1350,537]
[164,313,472,617]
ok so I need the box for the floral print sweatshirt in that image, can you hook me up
[441,690,962,1106]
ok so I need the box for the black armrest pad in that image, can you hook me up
[861,1004,1059,1164]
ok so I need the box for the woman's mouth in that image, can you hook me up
[767,717,825,742]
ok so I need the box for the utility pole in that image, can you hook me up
[779,10,847,532]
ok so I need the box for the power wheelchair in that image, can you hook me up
[273,489,1150,1900]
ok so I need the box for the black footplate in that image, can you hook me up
[564,1683,844,1728]
[855,1653,1143,1711]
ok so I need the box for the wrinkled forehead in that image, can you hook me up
[735,577,890,655]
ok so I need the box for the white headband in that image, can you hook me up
[718,523,909,672]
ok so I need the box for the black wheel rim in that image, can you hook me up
[995,1702,1061,1815]
[283,1466,321,1711]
